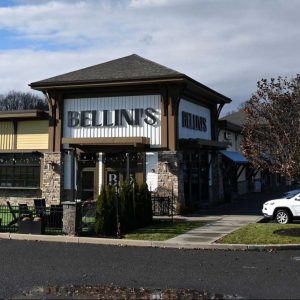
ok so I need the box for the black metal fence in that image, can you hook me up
[79,201,97,235]
[0,194,176,236]
[0,204,63,234]
[151,193,176,216]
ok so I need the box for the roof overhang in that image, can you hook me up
[179,138,228,150]
[62,137,150,151]
[29,76,185,91]
[218,120,242,133]
[0,110,48,120]
[30,76,231,105]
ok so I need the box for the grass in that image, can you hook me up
[218,223,300,244]
[124,220,206,241]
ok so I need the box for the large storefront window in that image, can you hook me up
[0,153,41,188]
[183,152,209,204]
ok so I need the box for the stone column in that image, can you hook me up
[42,152,62,205]
[62,201,82,236]
[157,151,184,205]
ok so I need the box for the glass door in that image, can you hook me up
[81,168,95,201]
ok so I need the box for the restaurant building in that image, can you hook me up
[0,110,49,204]
[28,54,230,207]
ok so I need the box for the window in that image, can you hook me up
[0,153,41,188]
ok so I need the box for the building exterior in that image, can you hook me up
[0,110,50,205]
[219,110,283,201]
[218,115,249,200]
[28,54,230,208]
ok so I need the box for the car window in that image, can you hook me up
[284,191,300,199]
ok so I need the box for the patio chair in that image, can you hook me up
[18,204,33,218]
[33,198,46,217]
[7,202,32,226]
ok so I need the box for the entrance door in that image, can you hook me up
[81,168,95,201]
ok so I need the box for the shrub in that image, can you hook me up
[94,187,106,235]
[137,183,152,227]
[95,181,154,236]
[119,181,135,233]
[94,185,117,236]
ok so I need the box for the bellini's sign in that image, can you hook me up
[67,108,158,128]
[182,111,207,132]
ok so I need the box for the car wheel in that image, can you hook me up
[275,209,291,224]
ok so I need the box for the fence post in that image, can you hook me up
[62,201,82,236]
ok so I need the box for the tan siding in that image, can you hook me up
[0,122,14,150]
[17,120,48,150]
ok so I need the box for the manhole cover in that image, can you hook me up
[273,228,300,237]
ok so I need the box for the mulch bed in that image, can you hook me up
[274,228,300,237]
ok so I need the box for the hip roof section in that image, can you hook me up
[30,54,231,104]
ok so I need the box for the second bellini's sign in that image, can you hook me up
[63,95,162,147]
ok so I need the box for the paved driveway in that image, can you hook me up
[197,186,293,216]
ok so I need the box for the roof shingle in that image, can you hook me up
[30,54,183,86]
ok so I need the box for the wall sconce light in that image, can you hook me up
[47,161,56,170]
[163,161,170,172]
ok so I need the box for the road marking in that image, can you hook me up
[291,256,300,261]
[242,266,257,269]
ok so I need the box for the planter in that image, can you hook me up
[18,217,44,234]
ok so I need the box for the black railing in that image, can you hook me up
[0,205,63,234]
[151,194,175,216]
[79,201,97,235]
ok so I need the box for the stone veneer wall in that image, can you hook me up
[157,151,184,205]
[0,189,42,206]
[42,152,62,205]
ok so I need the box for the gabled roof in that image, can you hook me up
[220,110,246,127]
[30,54,183,87]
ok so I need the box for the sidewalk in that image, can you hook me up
[1,187,300,250]
[165,214,262,244]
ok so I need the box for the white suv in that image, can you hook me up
[262,189,300,224]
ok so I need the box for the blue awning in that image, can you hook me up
[220,150,248,164]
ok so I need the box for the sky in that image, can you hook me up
[0,0,299,115]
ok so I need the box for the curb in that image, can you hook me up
[1,232,300,251]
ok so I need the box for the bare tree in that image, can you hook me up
[242,75,300,181]
[0,91,47,111]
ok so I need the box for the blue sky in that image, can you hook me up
[0,0,299,115]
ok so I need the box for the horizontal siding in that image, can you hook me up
[17,120,48,150]
[0,122,14,150]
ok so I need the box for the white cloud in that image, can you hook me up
[0,0,299,115]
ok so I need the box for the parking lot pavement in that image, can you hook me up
[196,185,294,216]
